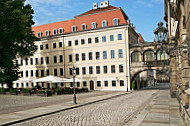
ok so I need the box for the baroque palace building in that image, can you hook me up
[12,1,139,91]
[164,0,190,124]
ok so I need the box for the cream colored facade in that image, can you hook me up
[13,25,138,91]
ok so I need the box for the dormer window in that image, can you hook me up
[102,20,107,27]
[59,28,63,34]
[113,18,119,26]
[53,29,57,35]
[91,22,97,29]
[81,24,87,30]
[72,25,77,32]
[37,32,42,38]
[45,30,50,37]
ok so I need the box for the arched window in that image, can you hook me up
[157,50,168,60]
[113,18,119,26]
[81,24,87,30]
[144,50,154,61]
[102,20,107,27]
[131,51,141,62]
[91,22,97,29]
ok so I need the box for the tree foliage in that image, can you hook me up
[0,0,37,87]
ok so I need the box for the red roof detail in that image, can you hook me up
[77,6,119,17]
[32,6,128,37]
[138,33,144,43]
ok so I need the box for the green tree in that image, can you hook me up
[0,0,37,88]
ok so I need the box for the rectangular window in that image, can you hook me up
[72,25,77,32]
[26,71,28,77]
[113,18,119,26]
[97,81,101,87]
[118,34,122,40]
[111,65,115,73]
[41,57,44,64]
[83,81,87,87]
[104,81,108,87]
[30,58,33,65]
[120,80,124,86]
[69,55,72,62]
[76,68,80,75]
[96,66,100,74]
[41,70,44,77]
[25,58,28,65]
[96,52,100,60]
[88,38,92,44]
[81,39,85,45]
[21,71,23,77]
[35,58,38,65]
[46,69,49,76]
[59,42,62,47]
[103,66,108,74]
[81,24,86,30]
[60,55,63,63]
[40,45,43,50]
[110,35,114,41]
[53,43,56,48]
[37,32,41,38]
[87,66,93,74]
[60,68,63,76]
[75,54,79,61]
[118,49,123,58]
[46,57,49,64]
[75,40,78,45]
[77,82,80,87]
[89,52,93,60]
[95,37,99,43]
[54,56,57,63]
[112,80,116,87]
[119,64,124,73]
[68,41,72,46]
[36,70,39,77]
[54,68,57,76]
[70,82,73,87]
[82,67,86,75]
[102,36,106,42]
[46,44,49,49]
[111,50,115,59]
[103,51,107,59]
[82,53,85,61]
[31,70,33,77]
[69,68,72,75]
[21,60,23,65]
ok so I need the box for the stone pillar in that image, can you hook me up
[170,56,178,98]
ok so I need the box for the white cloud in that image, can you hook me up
[136,0,153,7]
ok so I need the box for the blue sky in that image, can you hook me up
[25,0,165,42]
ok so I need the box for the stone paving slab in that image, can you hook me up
[0,91,128,125]
[130,88,186,126]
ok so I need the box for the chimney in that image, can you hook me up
[93,3,98,9]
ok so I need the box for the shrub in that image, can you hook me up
[0,88,5,94]
[10,88,17,93]
[132,81,135,89]
[22,88,30,93]
[55,88,62,95]
[37,90,52,96]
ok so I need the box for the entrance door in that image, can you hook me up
[90,81,94,90]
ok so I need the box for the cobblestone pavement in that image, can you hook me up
[13,90,158,126]
[0,91,121,114]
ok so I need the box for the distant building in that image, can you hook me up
[12,1,139,91]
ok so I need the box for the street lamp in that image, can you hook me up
[72,65,77,104]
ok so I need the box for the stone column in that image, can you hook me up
[170,56,178,98]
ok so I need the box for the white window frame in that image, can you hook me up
[59,28,64,34]
[72,25,77,32]
[102,20,107,27]
[91,22,97,29]
[113,18,119,26]
[81,23,87,30]
[37,32,42,38]
[45,30,50,37]
[53,29,57,35]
